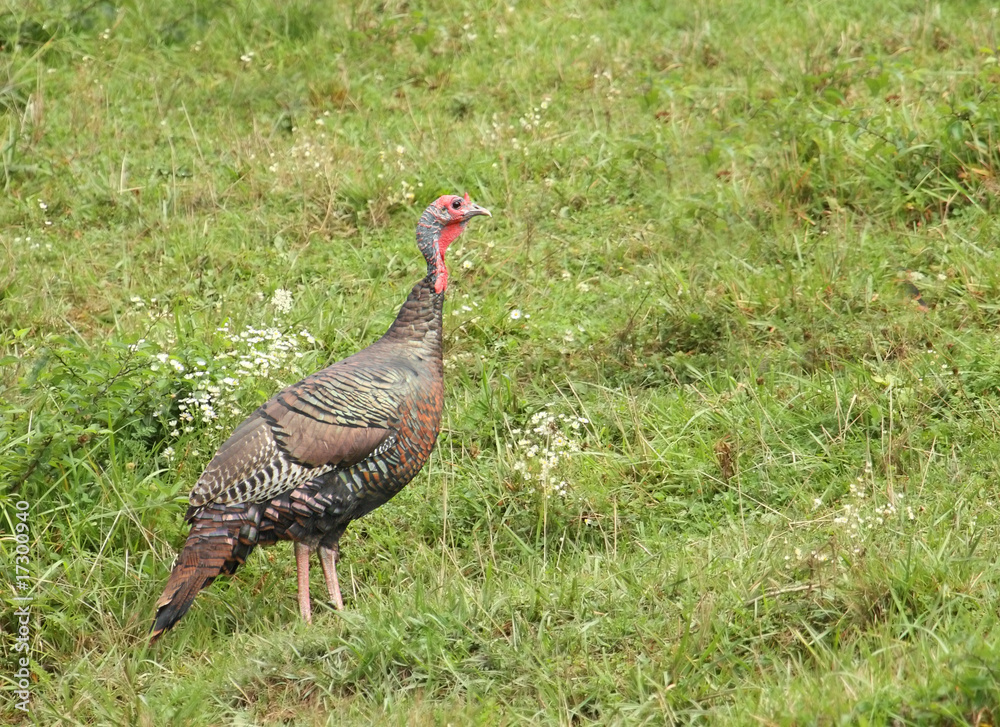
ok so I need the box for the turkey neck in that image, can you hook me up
[377,274,445,368]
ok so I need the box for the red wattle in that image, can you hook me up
[435,258,448,293]
[433,222,465,293]
[436,223,464,255]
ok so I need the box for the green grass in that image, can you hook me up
[3,0,1000,723]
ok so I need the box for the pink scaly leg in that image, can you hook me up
[318,544,344,610]
[295,542,313,624]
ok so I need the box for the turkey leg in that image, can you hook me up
[295,542,313,624]
[319,544,344,610]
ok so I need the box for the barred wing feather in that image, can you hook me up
[186,359,410,514]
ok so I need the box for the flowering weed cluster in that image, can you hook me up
[485,97,552,157]
[828,461,911,552]
[780,461,917,574]
[386,178,420,208]
[261,114,335,178]
[270,288,294,315]
[508,410,589,499]
[374,144,426,209]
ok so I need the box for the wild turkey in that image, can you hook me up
[150,193,491,641]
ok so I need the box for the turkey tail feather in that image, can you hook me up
[149,505,258,642]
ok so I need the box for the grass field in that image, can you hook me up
[3,0,1000,723]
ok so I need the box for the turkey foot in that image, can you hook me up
[319,544,344,610]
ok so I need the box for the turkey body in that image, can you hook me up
[150,194,490,640]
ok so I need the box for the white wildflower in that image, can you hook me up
[271,288,293,314]
[508,408,589,499]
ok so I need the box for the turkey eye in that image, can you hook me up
[451,199,462,210]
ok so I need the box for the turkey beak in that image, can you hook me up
[465,203,492,220]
